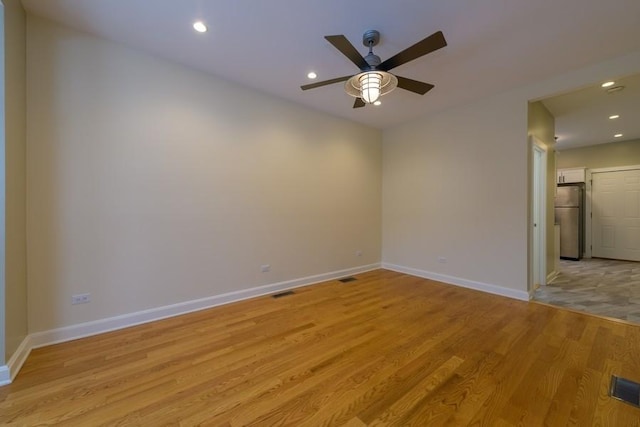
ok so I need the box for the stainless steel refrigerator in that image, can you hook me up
[554,184,584,260]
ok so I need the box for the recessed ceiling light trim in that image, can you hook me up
[307,72,317,79]
[601,81,615,88]
[606,85,625,94]
[193,21,207,33]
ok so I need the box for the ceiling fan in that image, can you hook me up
[301,30,447,108]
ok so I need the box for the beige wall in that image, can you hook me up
[383,91,529,293]
[527,101,556,278]
[26,16,382,332]
[3,0,27,362]
[557,139,640,169]
[382,49,640,297]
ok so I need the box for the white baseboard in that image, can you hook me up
[382,263,530,301]
[0,365,9,386]
[0,334,32,386]
[27,263,380,351]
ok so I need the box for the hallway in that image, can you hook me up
[534,258,640,324]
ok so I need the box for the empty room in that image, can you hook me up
[2,0,640,425]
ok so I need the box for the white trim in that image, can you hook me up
[4,336,32,383]
[531,137,547,290]
[589,165,640,174]
[28,263,381,350]
[0,365,9,386]
[381,263,530,301]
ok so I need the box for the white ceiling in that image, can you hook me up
[542,73,640,150]
[20,0,640,130]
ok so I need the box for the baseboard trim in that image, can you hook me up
[28,263,381,351]
[382,263,530,301]
[0,365,9,386]
[5,335,33,384]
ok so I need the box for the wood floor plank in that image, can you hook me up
[1,269,639,425]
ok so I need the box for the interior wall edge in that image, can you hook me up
[0,366,9,387]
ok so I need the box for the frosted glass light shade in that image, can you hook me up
[359,72,382,104]
[345,71,397,104]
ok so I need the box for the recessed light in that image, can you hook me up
[601,81,615,88]
[606,85,625,94]
[609,114,620,120]
[614,133,623,138]
[307,72,317,79]
[373,100,382,106]
[193,21,207,33]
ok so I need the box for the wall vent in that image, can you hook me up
[338,277,357,283]
[272,290,295,299]
[610,375,640,407]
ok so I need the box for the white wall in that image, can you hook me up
[382,49,640,298]
[27,16,382,333]
[0,0,6,365]
[3,0,27,363]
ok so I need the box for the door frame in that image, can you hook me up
[586,164,640,259]
[531,138,547,290]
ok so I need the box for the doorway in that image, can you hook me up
[532,138,547,289]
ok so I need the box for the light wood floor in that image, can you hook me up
[1,270,639,426]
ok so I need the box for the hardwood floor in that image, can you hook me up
[1,269,639,426]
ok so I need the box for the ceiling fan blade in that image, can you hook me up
[300,75,351,90]
[378,31,447,72]
[396,76,435,95]
[325,35,369,70]
[353,98,366,108]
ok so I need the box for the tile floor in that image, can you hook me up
[533,258,640,324]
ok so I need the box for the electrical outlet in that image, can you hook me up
[437,256,447,264]
[355,250,363,257]
[71,293,91,305]
[261,264,271,273]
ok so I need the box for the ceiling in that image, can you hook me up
[542,73,640,150]
[20,0,640,130]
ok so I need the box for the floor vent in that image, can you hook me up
[338,277,357,283]
[272,290,295,299]
[610,375,640,408]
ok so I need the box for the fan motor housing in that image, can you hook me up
[362,30,380,47]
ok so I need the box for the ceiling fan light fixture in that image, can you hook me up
[345,71,397,104]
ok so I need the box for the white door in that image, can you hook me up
[592,169,640,261]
